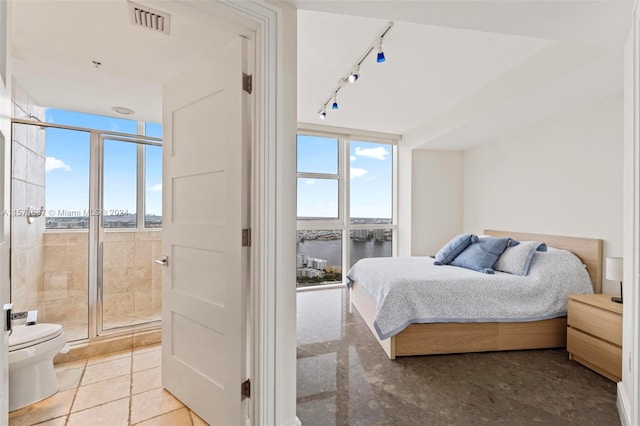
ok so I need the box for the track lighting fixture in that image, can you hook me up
[376,37,386,63]
[316,21,394,120]
[348,65,360,83]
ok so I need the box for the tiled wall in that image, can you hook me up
[102,230,162,329]
[10,79,46,314]
[42,231,89,340]
[41,230,162,338]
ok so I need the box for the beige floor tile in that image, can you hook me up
[82,356,132,385]
[56,367,84,391]
[132,366,162,395]
[54,358,87,372]
[130,388,185,424]
[72,375,131,412]
[133,343,161,355]
[132,348,161,372]
[86,348,132,365]
[135,407,192,425]
[33,416,68,426]
[8,388,75,426]
[191,410,210,425]
[67,397,130,426]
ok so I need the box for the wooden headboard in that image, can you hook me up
[484,230,603,294]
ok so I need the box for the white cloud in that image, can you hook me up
[350,155,356,162]
[45,157,71,172]
[150,183,162,192]
[305,179,315,185]
[355,146,389,160]
[350,167,368,178]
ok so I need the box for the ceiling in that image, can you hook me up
[294,0,633,149]
[10,1,634,149]
[11,0,235,123]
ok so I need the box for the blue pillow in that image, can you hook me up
[434,233,478,265]
[450,237,517,274]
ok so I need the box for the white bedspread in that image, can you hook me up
[346,248,594,340]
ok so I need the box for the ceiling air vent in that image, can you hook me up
[129,2,171,35]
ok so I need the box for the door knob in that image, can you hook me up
[155,255,169,267]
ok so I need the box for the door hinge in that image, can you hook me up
[242,73,252,94]
[241,379,251,399]
[242,229,251,247]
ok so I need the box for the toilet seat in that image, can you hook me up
[9,323,63,352]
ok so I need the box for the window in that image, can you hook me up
[103,140,137,228]
[296,130,397,287]
[46,109,137,134]
[44,127,91,229]
[44,109,162,230]
[145,145,162,228]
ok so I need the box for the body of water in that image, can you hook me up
[297,238,392,269]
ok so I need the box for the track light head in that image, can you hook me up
[377,47,385,63]
[348,65,360,83]
[331,97,339,110]
[319,109,327,119]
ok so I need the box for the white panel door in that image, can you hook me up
[161,37,249,425]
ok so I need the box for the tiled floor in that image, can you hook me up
[9,344,208,426]
[297,288,621,425]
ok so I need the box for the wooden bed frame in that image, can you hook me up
[350,230,602,359]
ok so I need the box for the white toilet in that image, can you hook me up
[8,323,68,412]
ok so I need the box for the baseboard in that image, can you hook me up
[283,417,302,426]
[617,382,631,426]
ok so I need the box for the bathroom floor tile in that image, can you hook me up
[67,397,130,426]
[191,411,209,425]
[132,348,161,372]
[56,367,84,391]
[133,343,161,355]
[86,348,132,365]
[54,358,87,372]
[134,407,192,425]
[81,356,132,385]
[72,375,131,412]
[8,388,75,426]
[32,416,68,426]
[130,388,185,424]
[132,366,162,395]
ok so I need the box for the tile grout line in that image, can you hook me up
[64,358,88,425]
[128,348,134,425]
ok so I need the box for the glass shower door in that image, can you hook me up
[100,137,161,331]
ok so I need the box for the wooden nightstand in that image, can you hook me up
[567,294,623,382]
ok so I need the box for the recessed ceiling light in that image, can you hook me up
[112,106,135,115]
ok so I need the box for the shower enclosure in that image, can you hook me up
[10,117,162,342]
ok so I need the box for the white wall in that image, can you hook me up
[397,144,412,256]
[463,94,624,294]
[411,150,463,256]
[619,16,637,425]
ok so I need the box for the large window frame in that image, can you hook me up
[297,124,400,289]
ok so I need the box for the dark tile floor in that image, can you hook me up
[296,288,620,426]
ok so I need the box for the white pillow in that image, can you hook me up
[494,241,547,276]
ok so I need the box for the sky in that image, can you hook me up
[297,135,392,220]
[43,109,162,218]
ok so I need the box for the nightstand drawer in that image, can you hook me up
[567,327,621,381]
[568,300,622,346]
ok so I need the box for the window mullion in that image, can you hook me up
[136,121,145,229]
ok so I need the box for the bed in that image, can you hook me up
[348,230,602,359]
